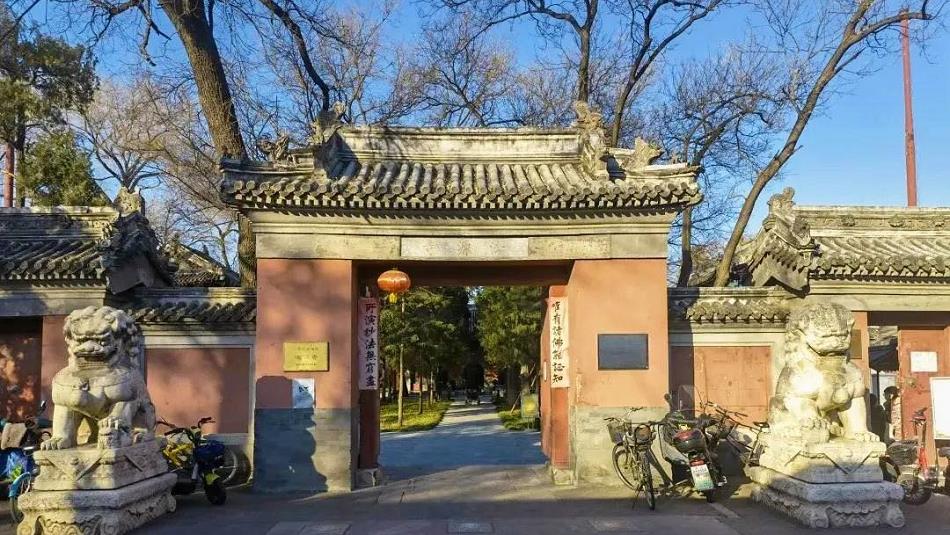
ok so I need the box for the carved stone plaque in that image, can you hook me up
[598,334,648,370]
[401,237,529,259]
[283,341,330,372]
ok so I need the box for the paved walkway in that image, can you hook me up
[4,467,937,535]
[379,398,546,480]
[3,403,950,534]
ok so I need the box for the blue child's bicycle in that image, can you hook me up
[1,400,51,523]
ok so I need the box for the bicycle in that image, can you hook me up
[704,401,769,471]
[606,409,660,510]
[158,417,237,505]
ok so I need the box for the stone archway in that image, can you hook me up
[221,114,699,491]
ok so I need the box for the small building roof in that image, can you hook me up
[163,241,240,287]
[221,107,700,216]
[125,287,255,329]
[0,197,174,293]
[669,286,795,326]
[740,188,950,292]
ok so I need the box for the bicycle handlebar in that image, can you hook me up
[157,416,215,441]
[704,401,748,419]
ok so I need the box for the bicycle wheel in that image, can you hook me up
[897,473,933,505]
[214,446,241,486]
[612,443,641,491]
[638,450,656,510]
[9,473,32,524]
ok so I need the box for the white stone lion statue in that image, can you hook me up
[768,302,878,444]
[41,306,156,450]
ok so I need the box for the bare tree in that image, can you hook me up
[76,78,167,190]
[412,16,519,127]
[432,0,601,102]
[607,0,724,146]
[645,47,786,286]
[255,1,420,130]
[711,0,940,286]
[432,0,727,142]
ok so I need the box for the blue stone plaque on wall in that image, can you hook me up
[598,334,649,370]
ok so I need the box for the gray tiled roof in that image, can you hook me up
[1,237,104,281]
[163,243,239,288]
[0,206,173,289]
[221,125,701,214]
[812,236,950,278]
[741,188,950,290]
[126,288,255,326]
[669,287,793,325]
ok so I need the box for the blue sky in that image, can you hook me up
[406,4,950,229]
[20,0,949,233]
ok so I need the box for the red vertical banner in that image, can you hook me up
[358,297,380,390]
[548,297,570,388]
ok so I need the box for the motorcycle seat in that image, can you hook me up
[938,447,950,458]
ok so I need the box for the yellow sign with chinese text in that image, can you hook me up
[283,342,329,372]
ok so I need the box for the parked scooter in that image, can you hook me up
[158,417,236,505]
[1,400,51,523]
[880,407,950,505]
[662,409,730,502]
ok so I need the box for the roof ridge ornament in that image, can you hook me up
[257,132,291,165]
[572,101,610,180]
[113,187,144,216]
[615,138,663,169]
[310,102,346,153]
[768,187,796,215]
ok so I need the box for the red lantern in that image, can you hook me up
[377,267,411,303]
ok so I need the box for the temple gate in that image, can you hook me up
[220,108,701,491]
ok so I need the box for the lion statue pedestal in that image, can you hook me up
[747,302,903,529]
[15,307,176,535]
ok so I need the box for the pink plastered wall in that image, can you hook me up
[566,259,670,408]
[255,258,357,410]
[146,347,251,434]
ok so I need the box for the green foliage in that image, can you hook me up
[379,287,474,379]
[0,7,97,142]
[19,130,106,206]
[380,397,450,432]
[494,401,540,431]
[474,287,544,370]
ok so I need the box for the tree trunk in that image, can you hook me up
[676,207,694,287]
[160,0,246,160]
[13,124,25,206]
[576,28,591,102]
[397,345,404,428]
[2,142,13,208]
[429,370,435,403]
[418,372,424,414]
[238,214,256,287]
[609,66,640,146]
[505,366,519,406]
[160,0,256,287]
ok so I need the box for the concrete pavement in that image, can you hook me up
[379,398,546,480]
[3,400,949,534]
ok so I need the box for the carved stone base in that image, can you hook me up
[32,440,169,491]
[15,473,177,535]
[757,435,886,484]
[748,466,904,529]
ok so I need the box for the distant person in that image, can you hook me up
[462,360,484,404]
[883,387,900,440]
[869,393,886,441]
